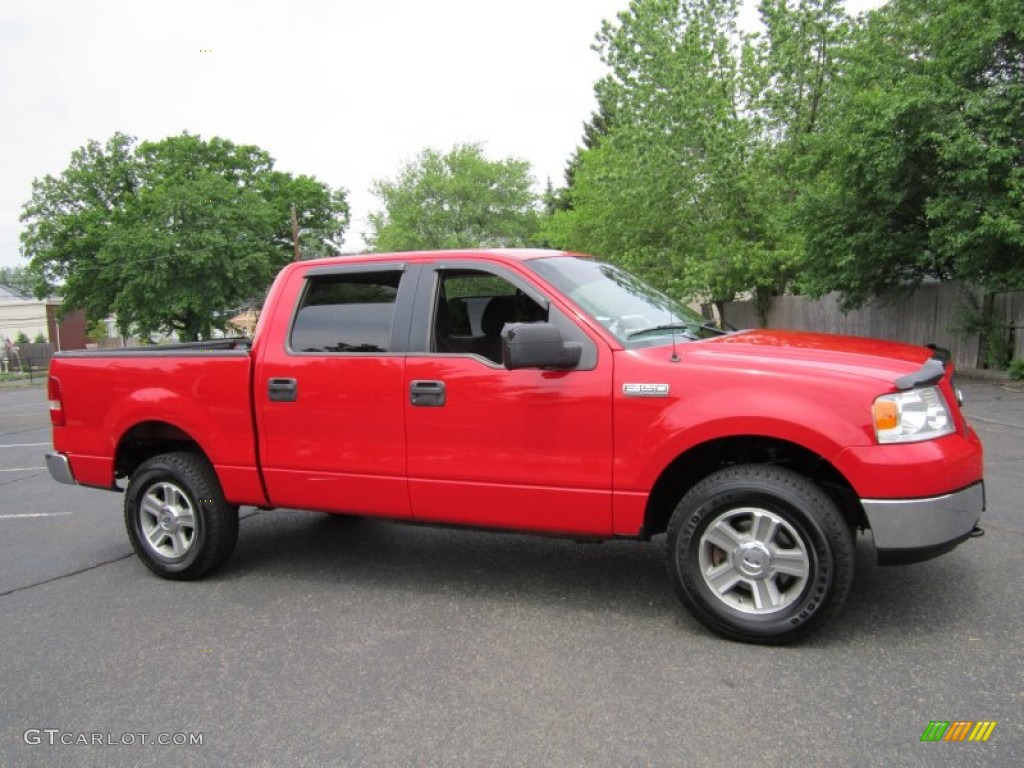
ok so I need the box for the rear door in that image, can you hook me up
[255,262,418,516]
[403,261,614,535]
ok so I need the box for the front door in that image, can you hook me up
[403,263,614,535]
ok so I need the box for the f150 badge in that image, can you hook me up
[623,383,670,398]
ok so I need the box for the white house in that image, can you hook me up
[0,284,87,351]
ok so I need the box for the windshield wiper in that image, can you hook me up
[700,321,732,336]
[627,323,700,340]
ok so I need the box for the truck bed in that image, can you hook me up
[49,340,265,505]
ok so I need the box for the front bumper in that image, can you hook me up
[863,481,984,565]
[45,452,77,486]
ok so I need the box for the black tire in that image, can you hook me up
[666,465,854,644]
[321,512,363,522]
[124,452,239,580]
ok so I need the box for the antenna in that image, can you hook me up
[668,290,681,363]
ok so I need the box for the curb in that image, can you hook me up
[957,368,1012,381]
[0,380,46,390]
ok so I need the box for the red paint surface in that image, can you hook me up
[49,250,984,537]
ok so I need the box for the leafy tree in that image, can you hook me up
[544,0,1022,313]
[367,143,540,252]
[742,0,852,305]
[0,266,34,296]
[21,132,349,339]
[544,0,853,311]
[85,318,110,342]
[750,0,850,149]
[547,96,617,216]
[798,0,1024,307]
[543,0,761,301]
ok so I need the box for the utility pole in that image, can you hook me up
[291,204,301,261]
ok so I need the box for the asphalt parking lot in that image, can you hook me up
[0,377,1021,767]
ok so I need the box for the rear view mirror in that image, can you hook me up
[501,323,582,370]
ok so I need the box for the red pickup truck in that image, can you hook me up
[45,249,984,643]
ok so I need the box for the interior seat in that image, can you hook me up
[473,296,516,364]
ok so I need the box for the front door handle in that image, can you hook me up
[268,377,297,402]
[410,380,446,407]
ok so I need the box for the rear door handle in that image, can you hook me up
[410,380,446,407]
[268,377,297,402]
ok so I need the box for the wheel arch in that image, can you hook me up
[642,435,864,538]
[115,420,209,481]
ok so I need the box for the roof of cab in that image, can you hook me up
[290,248,575,270]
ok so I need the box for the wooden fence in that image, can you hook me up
[721,283,1024,371]
[0,341,53,381]
[993,291,1024,363]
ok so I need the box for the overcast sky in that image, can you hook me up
[0,0,883,270]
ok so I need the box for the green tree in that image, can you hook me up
[0,266,34,296]
[544,0,760,301]
[544,0,852,311]
[799,0,1024,307]
[21,132,349,339]
[741,0,851,308]
[367,143,540,252]
[547,96,617,216]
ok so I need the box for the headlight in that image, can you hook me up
[872,386,954,444]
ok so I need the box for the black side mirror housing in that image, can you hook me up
[501,323,582,370]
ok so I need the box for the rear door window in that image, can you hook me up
[290,271,403,353]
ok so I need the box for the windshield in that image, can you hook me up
[529,256,716,345]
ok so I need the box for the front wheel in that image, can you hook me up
[666,465,854,644]
[124,452,239,580]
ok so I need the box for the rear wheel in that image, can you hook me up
[124,452,239,580]
[666,465,854,644]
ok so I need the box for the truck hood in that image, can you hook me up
[674,329,936,386]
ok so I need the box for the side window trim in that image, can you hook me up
[406,260,599,370]
[408,261,540,355]
[286,263,419,356]
[389,263,422,354]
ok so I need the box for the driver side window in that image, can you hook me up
[433,270,547,365]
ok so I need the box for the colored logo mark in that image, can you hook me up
[920,721,997,742]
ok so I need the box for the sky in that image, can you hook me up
[0,0,884,270]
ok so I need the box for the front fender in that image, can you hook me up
[613,383,871,492]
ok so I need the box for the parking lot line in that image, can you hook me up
[0,511,73,519]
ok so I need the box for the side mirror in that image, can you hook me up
[501,323,582,370]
